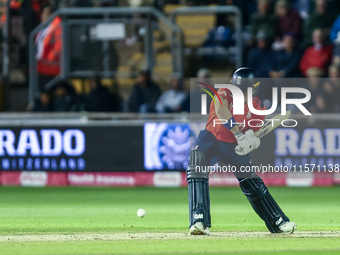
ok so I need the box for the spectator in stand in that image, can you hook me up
[330,15,340,58]
[327,64,340,111]
[301,67,329,113]
[249,0,277,45]
[275,0,303,40]
[299,29,333,76]
[329,64,340,79]
[155,73,186,113]
[9,0,42,75]
[31,91,53,112]
[128,70,161,113]
[53,81,77,112]
[270,32,302,78]
[84,77,115,112]
[36,4,62,92]
[107,76,123,112]
[247,30,275,78]
[215,0,254,26]
[302,0,337,47]
[203,25,232,48]
[333,55,340,66]
[294,0,314,20]
[180,68,212,113]
[300,65,340,113]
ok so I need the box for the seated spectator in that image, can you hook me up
[249,0,277,44]
[323,64,340,112]
[215,0,253,26]
[156,73,186,113]
[275,0,302,40]
[53,81,77,112]
[203,26,232,48]
[330,15,340,57]
[302,0,337,47]
[333,55,340,66]
[329,64,340,79]
[294,0,314,20]
[196,68,211,79]
[36,4,62,92]
[128,70,161,113]
[201,24,232,63]
[180,68,212,113]
[247,30,275,78]
[301,65,340,113]
[270,33,302,78]
[31,92,53,112]
[301,67,329,113]
[299,29,333,76]
[84,77,115,112]
[107,76,123,112]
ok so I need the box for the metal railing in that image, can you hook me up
[29,7,183,103]
[170,6,243,68]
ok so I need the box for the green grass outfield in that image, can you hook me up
[0,186,339,255]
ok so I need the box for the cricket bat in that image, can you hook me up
[254,110,291,139]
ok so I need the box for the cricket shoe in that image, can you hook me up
[189,222,210,235]
[278,221,297,234]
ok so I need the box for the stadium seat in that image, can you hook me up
[175,15,216,47]
[154,41,171,52]
[153,66,172,85]
[182,29,211,47]
[116,78,137,88]
[116,66,132,79]
[155,53,172,67]
[68,79,84,94]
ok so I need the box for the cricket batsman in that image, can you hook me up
[187,67,296,235]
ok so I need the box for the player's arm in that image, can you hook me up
[214,94,260,156]
[214,96,240,134]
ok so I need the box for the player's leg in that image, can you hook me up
[239,173,296,234]
[187,148,211,235]
[221,144,296,234]
[187,129,217,235]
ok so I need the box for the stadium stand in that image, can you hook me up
[0,0,340,113]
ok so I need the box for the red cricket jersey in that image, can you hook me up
[206,87,266,143]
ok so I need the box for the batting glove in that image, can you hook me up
[235,130,260,155]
